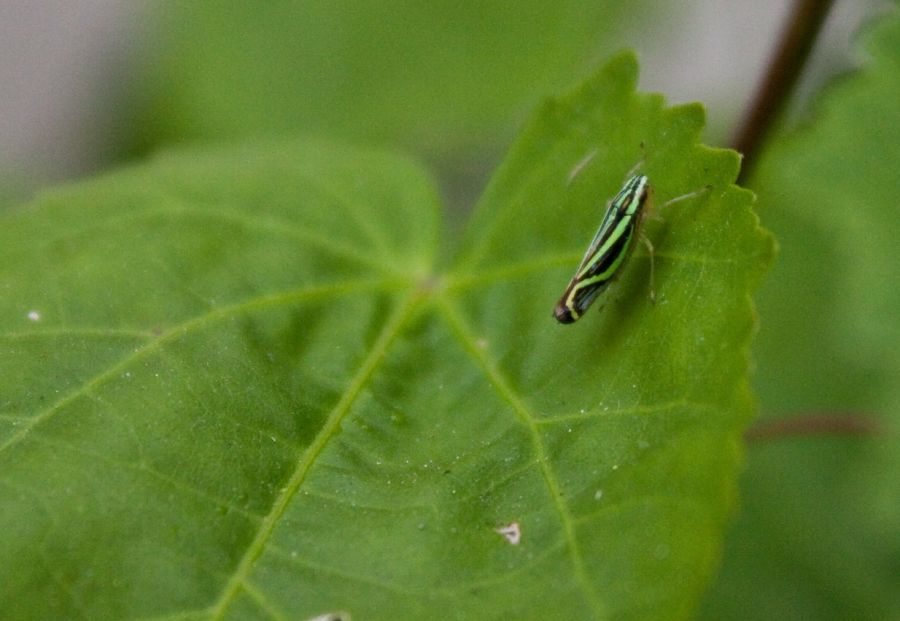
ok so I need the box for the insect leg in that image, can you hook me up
[566,149,598,186]
[661,185,712,209]
[641,234,656,303]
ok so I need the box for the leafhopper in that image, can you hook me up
[553,174,654,324]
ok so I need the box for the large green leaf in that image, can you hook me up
[700,10,900,621]
[0,55,772,620]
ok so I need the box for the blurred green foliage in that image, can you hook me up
[125,1,648,167]
[701,10,900,621]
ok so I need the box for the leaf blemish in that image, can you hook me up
[305,612,351,621]
[417,275,443,294]
[26,310,40,322]
[495,522,522,545]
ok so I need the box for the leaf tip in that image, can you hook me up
[602,49,640,88]
[718,147,744,186]
[599,50,640,101]
[667,101,707,133]
[568,49,640,107]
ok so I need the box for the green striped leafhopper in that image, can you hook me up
[553,174,653,324]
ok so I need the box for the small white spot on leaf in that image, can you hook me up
[495,521,521,545]
[306,613,351,621]
[27,310,40,322]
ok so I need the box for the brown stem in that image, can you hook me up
[745,412,886,443]
[733,0,836,184]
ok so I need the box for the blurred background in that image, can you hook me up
[0,1,883,200]
[1,2,896,620]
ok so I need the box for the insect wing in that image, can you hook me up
[570,201,620,278]
[574,175,646,280]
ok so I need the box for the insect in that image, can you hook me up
[553,174,656,324]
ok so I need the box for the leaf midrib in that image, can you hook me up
[205,286,607,620]
[207,289,425,618]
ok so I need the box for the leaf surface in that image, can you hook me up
[0,55,772,620]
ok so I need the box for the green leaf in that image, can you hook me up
[125,1,646,159]
[700,11,900,621]
[0,55,772,620]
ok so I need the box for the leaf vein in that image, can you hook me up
[436,295,605,618]
[0,278,400,457]
[207,290,422,618]
[290,167,397,263]
[26,434,264,522]
[0,327,154,341]
[534,398,693,424]
[299,485,442,518]
[265,543,423,597]
[573,492,714,526]
[41,205,399,277]
[240,578,290,621]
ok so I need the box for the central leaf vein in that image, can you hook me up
[207,289,423,619]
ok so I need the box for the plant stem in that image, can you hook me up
[744,412,885,443]
[733,0,836,183]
